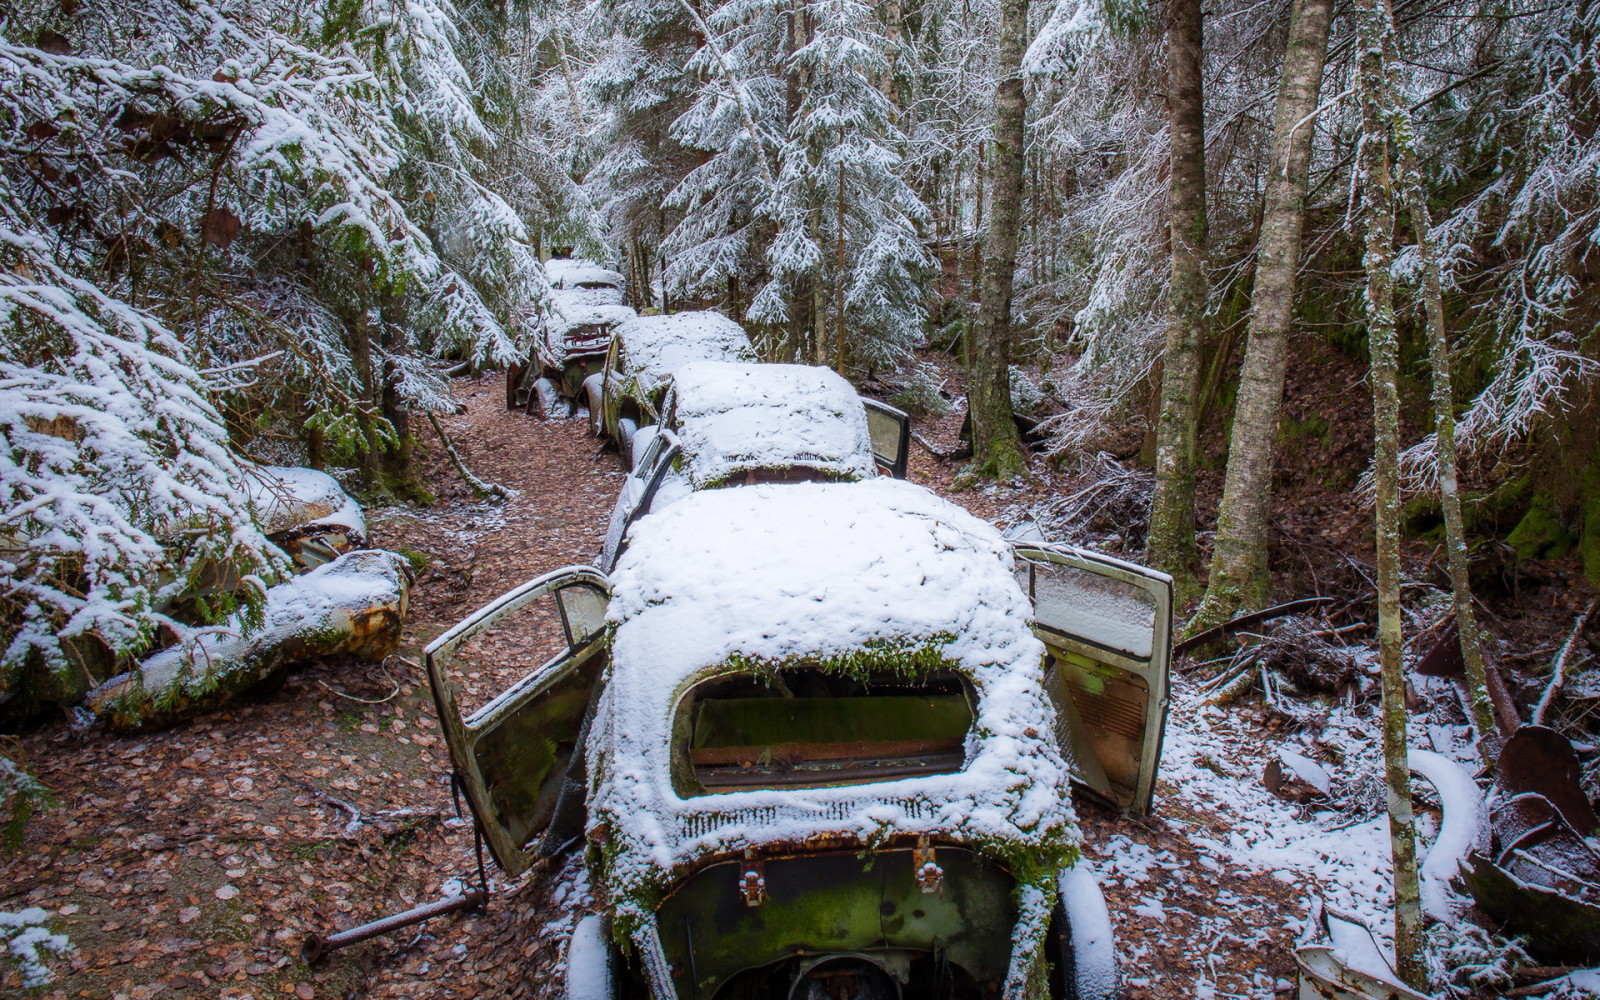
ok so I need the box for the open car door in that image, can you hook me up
[1013,544,1173,814]
[425,567,610,877]
[863,398,911,479]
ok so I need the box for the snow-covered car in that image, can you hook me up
[599,361,911,569]
[545,258,627,304]
[507,259,634,415]
[581,311,755,463]
[424,477,1175,1000]
[242,464,366,571]
[507,297,637,417]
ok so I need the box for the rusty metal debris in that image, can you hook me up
[1294,898,1429,1000]
[301,889,486,964]
[1465,725,1600,965]
[1413,621,1521,736]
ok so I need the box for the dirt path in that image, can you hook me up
[0,375,623,1000]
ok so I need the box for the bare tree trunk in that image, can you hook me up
[1373,11,1499,757]
[1147,0,1209,591]
[1357,0,1423,983]
[1189,0,1335,631]
[965,0,1029,481]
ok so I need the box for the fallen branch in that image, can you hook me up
[1532,599,1598,727]
[286,774,448,841]
[911,430,955,459]
[426,411,512,502]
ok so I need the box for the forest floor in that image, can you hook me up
[4,356,1596,999]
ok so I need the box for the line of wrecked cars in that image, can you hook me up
[427,295,1177,1000]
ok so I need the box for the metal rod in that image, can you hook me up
[301,890,487,963]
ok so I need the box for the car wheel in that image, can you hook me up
[564,914,613,1000]
[586,384,604,438]
[1049,864,1118,1000]
[617,418,638,467]
[531,377,560,420]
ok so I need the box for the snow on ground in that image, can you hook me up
[0,908,72,987]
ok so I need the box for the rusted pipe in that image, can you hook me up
[301,890,486,963]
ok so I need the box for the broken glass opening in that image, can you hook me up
[673,668,974,796]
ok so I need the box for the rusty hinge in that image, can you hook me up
[738,850,766,907]
[913,837,943,895]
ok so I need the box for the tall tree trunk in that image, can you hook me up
[1374,7,1499,757]
[1189,0,1335,630]
[1357,0,1423,983]
[1147,0,1209,590]
[965,0,1028,481]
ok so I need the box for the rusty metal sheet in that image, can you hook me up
[1412,622,1522,735]
[1496,725,1600,837]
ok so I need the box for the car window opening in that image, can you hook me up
[676,667,974,795]
[715,466,849,487]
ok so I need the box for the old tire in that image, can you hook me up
[1050,864,1117,1000]
[565,914,614,1000]
[531,377,561,420]
[617,418,638,467]
[585,382,605,438]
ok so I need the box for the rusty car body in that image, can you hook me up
[579,311,755,464]
[508,259,635,416]
[598,361,912,569]
[424,475,1174,1000]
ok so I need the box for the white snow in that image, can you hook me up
[667,361,877,487]
[593,478,1077,920]
[0,907,72,987]
[242,464,366,542]
[565,914,613,1000]
[545,259,625,291]
[1410,749,1485,921]
[613,311,755,402]
[1277,749,1333,798]
[1059,864,1118,1000]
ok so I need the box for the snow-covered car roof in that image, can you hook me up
[541,301,636,358]
[613,311,755,399]
[242,465,365,540]
[592,478,1076,909]
[668,361,877,488]
[544,258,624,290]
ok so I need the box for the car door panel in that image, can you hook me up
[1013,544,1172,814]
[863,398,911,479]
[600,430,682,571]
[425,567,610,877]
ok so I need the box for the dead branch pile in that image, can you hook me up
[1196,614,1372,711]
[1031,454,1153,553]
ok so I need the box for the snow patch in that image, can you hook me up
[0,908,72,987]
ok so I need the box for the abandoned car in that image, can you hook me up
[507,259,635,414]
[599,360,911,569]
[545,257,628,304]
[581,311,755,462]
[508,297,638,417]
[424,476,1175,999]
[242,464,366,572]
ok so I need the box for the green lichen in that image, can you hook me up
[1507,492,1576,560]
[721,634,960,686]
